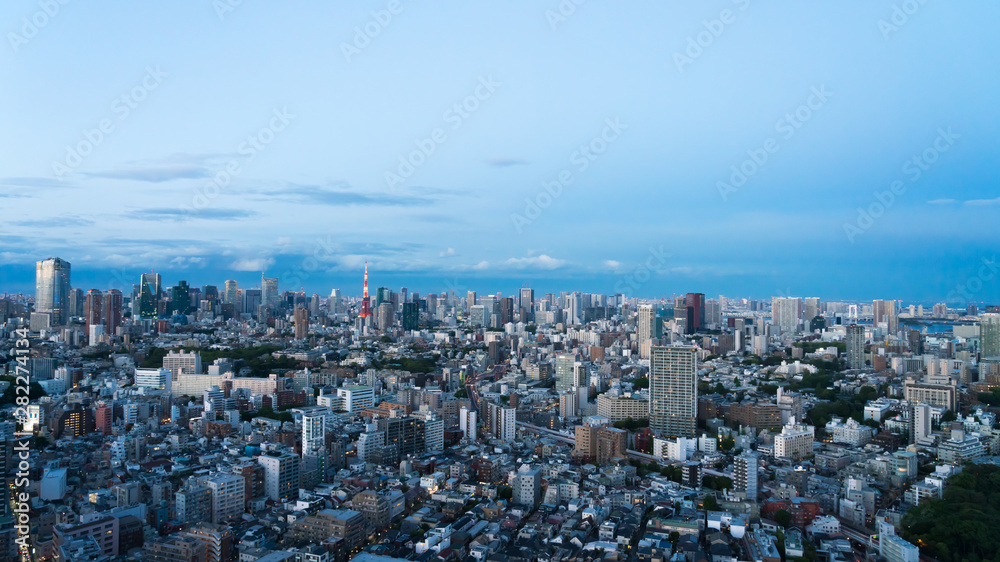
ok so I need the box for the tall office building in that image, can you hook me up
[328,288,341,313]
[734,451,759,501]
[377,302,394,330]
[649,346,698,438]
[982,313,1000,358]
[638,304,654,359]
[103,289,123,336]
[171,281,191,314]
[804,297,821,324]
[35,257,71,325]
[139,272,161,319]
[771,296,801,334]
[258,452,300,502]
[294,307,309,340]
[847,324,866,370]
[466,290,477,312]
[68,287,84,319]
[242,289,262,317]
[684,293,705,334]
[519,287,534,322]
[262,276,279,307]
[401,302,419,331]
[302,413,326,457]
[84,289,103,330]
[873,299,898,333]
[223,280,238,306]
[555,354,577,392]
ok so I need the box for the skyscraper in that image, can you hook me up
[262,276,279,307]
[771,296,801,334]
[847,324,866,370]
[84,289,102,330]
[649,346,698,438]
[139,272,161,319]
[35,257,71,325]
[684,293,705,334]
[519,287,534,322]
[466,290,477,313]
[328,288,341,314]
[401,302,419,331]
[224,280,238,306]
[294,307,309,340]
[68,287,84,318]
[258,452,300,502]
[555,354,577,392]
[873,299,898,333]
[171,281,190,314]
[242,289,262,317]
[103,289,123,336]
[981,313,1000,358]
[638,304,654,359]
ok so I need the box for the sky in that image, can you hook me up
[1,1,998,303]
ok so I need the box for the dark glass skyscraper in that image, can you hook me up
[171,281,190,314]
[684,292,705,334]
[139,272,161,319]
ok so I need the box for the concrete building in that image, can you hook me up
[649,346,698,438]
[259,452,300,501]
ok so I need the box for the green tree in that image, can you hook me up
[703,494,720,511]
[774,509,792,528]
[714,383,726,395]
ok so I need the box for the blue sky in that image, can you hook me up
[1,1,998,303]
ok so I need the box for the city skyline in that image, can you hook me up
[5,254,998,307]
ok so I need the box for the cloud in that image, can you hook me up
[604,260,621,269]
[132,208,255,221]
[229,257,274,271]
[439,248,456,257]
[255,181,435,207]
[84,164,211,183]
[12,216,95,227]
[928,198,957,205]
[964,198,1000,206]
[0,177,72,189]
[473,260,489,270]
[503,254,565,270]
[486,158,529,168]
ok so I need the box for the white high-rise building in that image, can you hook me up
[771,297,801,334]
[649,346,698,438]
[336,386,375,413]
[638,304,654,359]
[459,407,477,442]
[912,403,932,444]
[302,413,326,457]
[497,407,516,442]
[163,350,203,382]
[734,451,759,501]
[135,368,172,393]
[774,420,815,460]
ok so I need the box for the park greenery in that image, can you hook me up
[902,463,1000,562]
